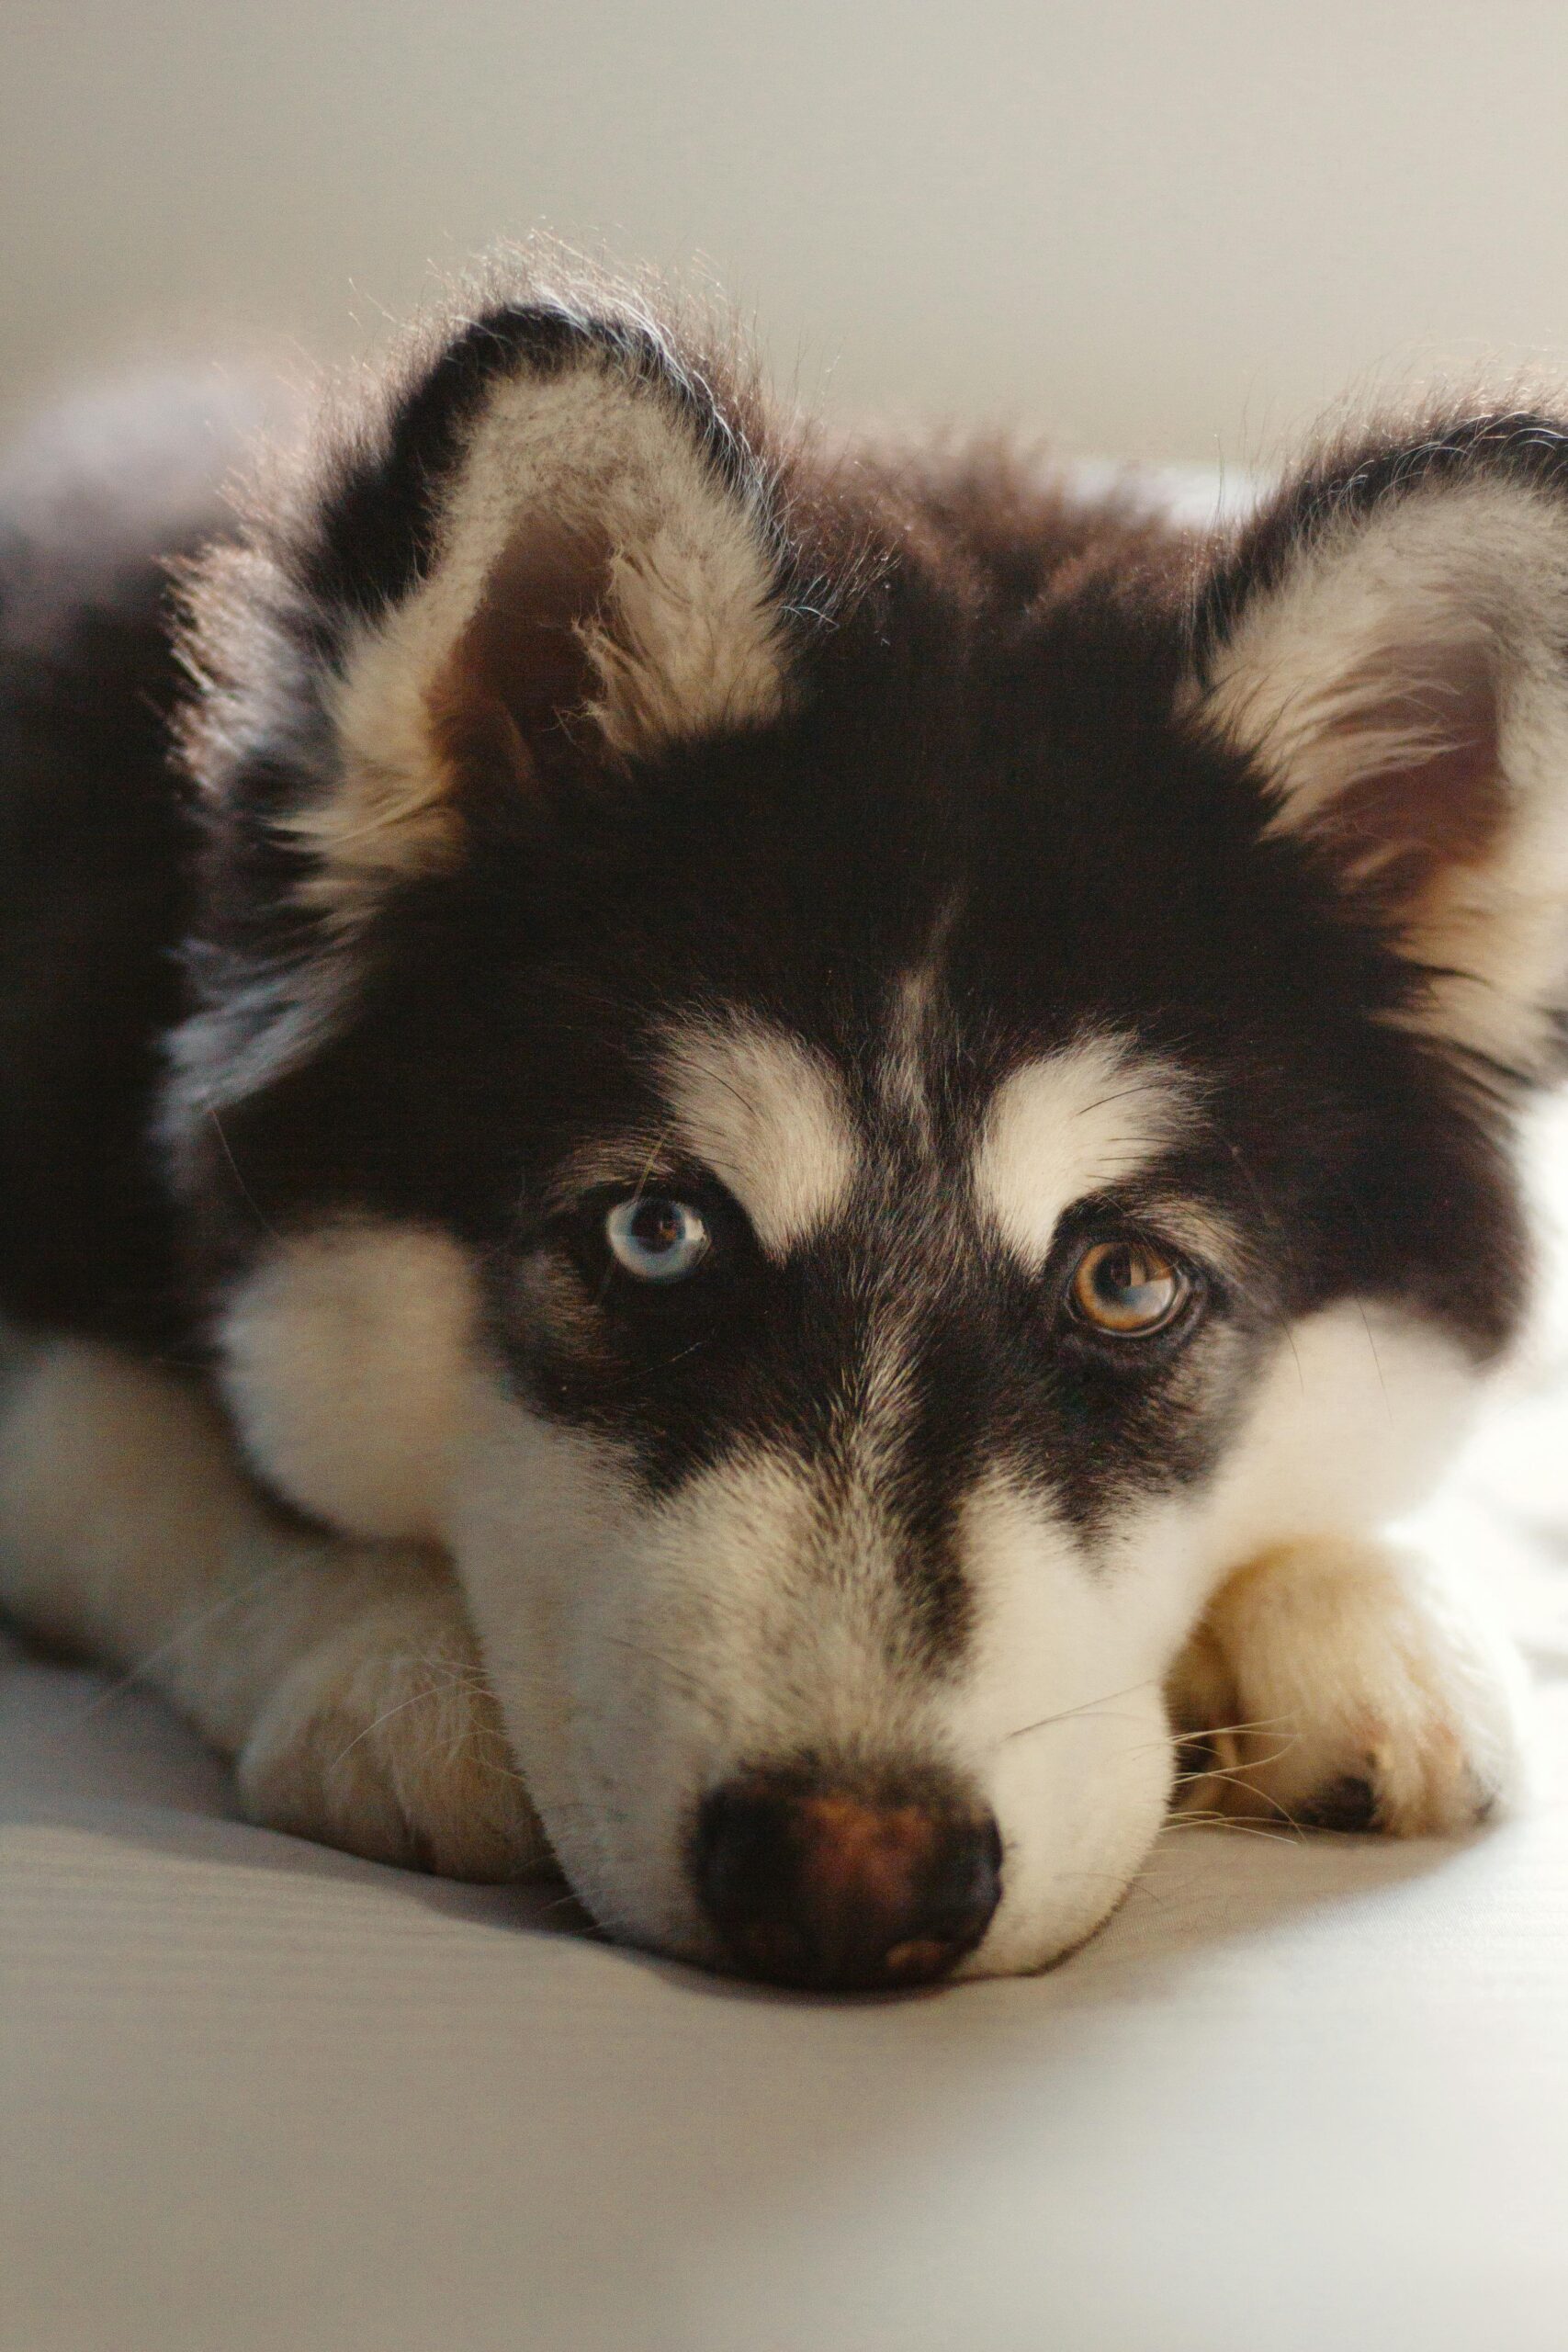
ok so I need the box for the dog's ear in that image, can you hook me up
[1187,413,1568,1080]
[241,300,795,925]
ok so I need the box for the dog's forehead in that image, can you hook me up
[650,999,1195,1260]
[518,613,1350,1265]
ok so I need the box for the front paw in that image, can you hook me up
[1168,1537,1531,1836]
[236,1579,547,1882]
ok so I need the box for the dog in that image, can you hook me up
[0,264,1557,1989]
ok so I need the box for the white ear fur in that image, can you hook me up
[1197,471,1568,1077]
[292,347,791,925]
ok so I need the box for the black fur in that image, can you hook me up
[0,399,231,1350]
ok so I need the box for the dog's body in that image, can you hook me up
[0,271,1558,1985]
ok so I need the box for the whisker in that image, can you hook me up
[1161,1809,1305,1845]
[1171,1736,1303,1784]
[328,1674,491,1767]
[71,1557,321,1722]
[203,1099,282,1240]
[1002,1677,1161,1745]
[1173,1713,1298,1743]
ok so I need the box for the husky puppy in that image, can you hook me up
[0,271,1558,1987]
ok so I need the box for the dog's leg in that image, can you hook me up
[1167,1536,1530,1834]
[0,1330,546,1879]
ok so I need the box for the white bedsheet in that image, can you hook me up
[5,1142,1566,2352]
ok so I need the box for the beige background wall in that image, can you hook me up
[6,0,1568,461]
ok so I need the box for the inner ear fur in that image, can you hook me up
[1188,413,1568,1079]
[428,514,612,799]
[288,306,795,922]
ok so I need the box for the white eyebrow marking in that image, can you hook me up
[659,1015,861,1253]
[974,1036,1197,1262]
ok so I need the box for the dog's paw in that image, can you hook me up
[1168,1537,1530,1836]
[236,1575,548,1882]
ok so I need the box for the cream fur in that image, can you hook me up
[1169,1534,1529,1832]
[217,1221,480,1541]
[658,1014,860,1253]
[442,1278,1506,1974]
[975,1037,1198,1264]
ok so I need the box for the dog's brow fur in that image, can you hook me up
[658,1014,861,1251]
[974,1040,1198,1263]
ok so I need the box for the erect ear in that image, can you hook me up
[1187,413,1568,1080]
[278,299,796,922]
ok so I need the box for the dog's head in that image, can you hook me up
[167,281,1568,1984]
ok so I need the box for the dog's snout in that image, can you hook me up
[694,1768,1002,1991]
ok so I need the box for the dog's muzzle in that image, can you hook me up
[693,1762,1002,1991]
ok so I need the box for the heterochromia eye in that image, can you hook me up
[604,1195,712,1283]
[1068,1238,1189,1336]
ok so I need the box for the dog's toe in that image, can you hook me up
[1168,1536,1530,1841]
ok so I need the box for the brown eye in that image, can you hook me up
[1068,1238,1189,1337]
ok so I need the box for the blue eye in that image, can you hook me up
[604,1195,712,1283]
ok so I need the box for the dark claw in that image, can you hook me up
[1297,1773,1381,1833]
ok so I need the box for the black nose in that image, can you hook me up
[694,1766,1003,1991]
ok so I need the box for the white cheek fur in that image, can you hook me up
[1199,1299,1483,1576]
[216,1221,480,1543]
